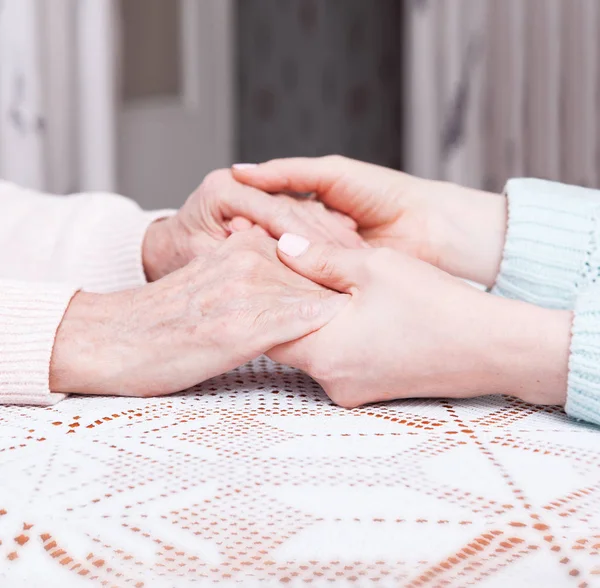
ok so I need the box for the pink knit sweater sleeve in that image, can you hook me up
[0,181,174,406]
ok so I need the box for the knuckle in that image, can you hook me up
[225,230,275,262]
[201,168,232,192]
[248,306,269,330]
[233,248,264,274]
[321,154,347,167]
[275,198,297,220]
[295,299,323,322]
[265,157,287,170]
[313,251,338,280]
[267,199,304,234]
[227,228,262,248]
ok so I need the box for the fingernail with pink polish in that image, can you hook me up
[278,233,310,257]
[232,163,257,170]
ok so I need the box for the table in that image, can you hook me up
[1,357,599,587]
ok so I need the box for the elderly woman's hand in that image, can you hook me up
[143,169,363,281]
[49,229,348,397]
[232,156,508,288]
[268,235,572,409]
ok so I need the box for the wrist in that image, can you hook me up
[432,181,507,288]
[142,217,185,281]
[472,296,572,405]
[50,290,130,394]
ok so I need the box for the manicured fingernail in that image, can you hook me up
[278,233,310,257]
[232,163,257,170]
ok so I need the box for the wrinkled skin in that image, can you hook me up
[144,168,363,281]
[51,230,349,397]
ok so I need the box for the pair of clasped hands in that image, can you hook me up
[54,156,571,408]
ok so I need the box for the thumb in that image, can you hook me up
[277,233,362,293]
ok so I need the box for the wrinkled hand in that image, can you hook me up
[51,229,349,397]
[233,156,508,288]
[143,168,363,281]
[268,234,571,408]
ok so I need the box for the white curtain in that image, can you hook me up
[0,0,46,189]
[0,0,119,193]
[404,0,600,192]
[4,1,599,195]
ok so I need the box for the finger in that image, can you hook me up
[223,186,306,237]
[223,185,352,245]
[247,224,270,238]
[259,291,350,352]
[286,199,343,246]
[233,156,402,228]
[223,225,274,252]
[306,202,365,249]
[220,173,361,247]
[266,328,313,371]
[232,156,351,199]
[329,210,358,231]
[226,222,270,240]
[277,233,364,292]
[228,216,254,232]
[291,200,361,249]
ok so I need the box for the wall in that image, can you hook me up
[405,0,600,192]
[237,0,403,168]
[0,0,46,189]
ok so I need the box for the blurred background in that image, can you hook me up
[0,0,598,210]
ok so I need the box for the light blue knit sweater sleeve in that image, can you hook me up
[492,178,600,425]
[492,178,600,309]
[567,283,600,424]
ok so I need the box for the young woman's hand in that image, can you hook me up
[268,234,572,408]
[143,168,363,281]
[232,156,508,288]
[50,229,349,397]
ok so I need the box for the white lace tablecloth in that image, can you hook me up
[1,358,599,588]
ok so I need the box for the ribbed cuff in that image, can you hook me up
[0,281,79,406]
[78,207,175,293]
[492,179,600,309]
[566,284,600,426]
